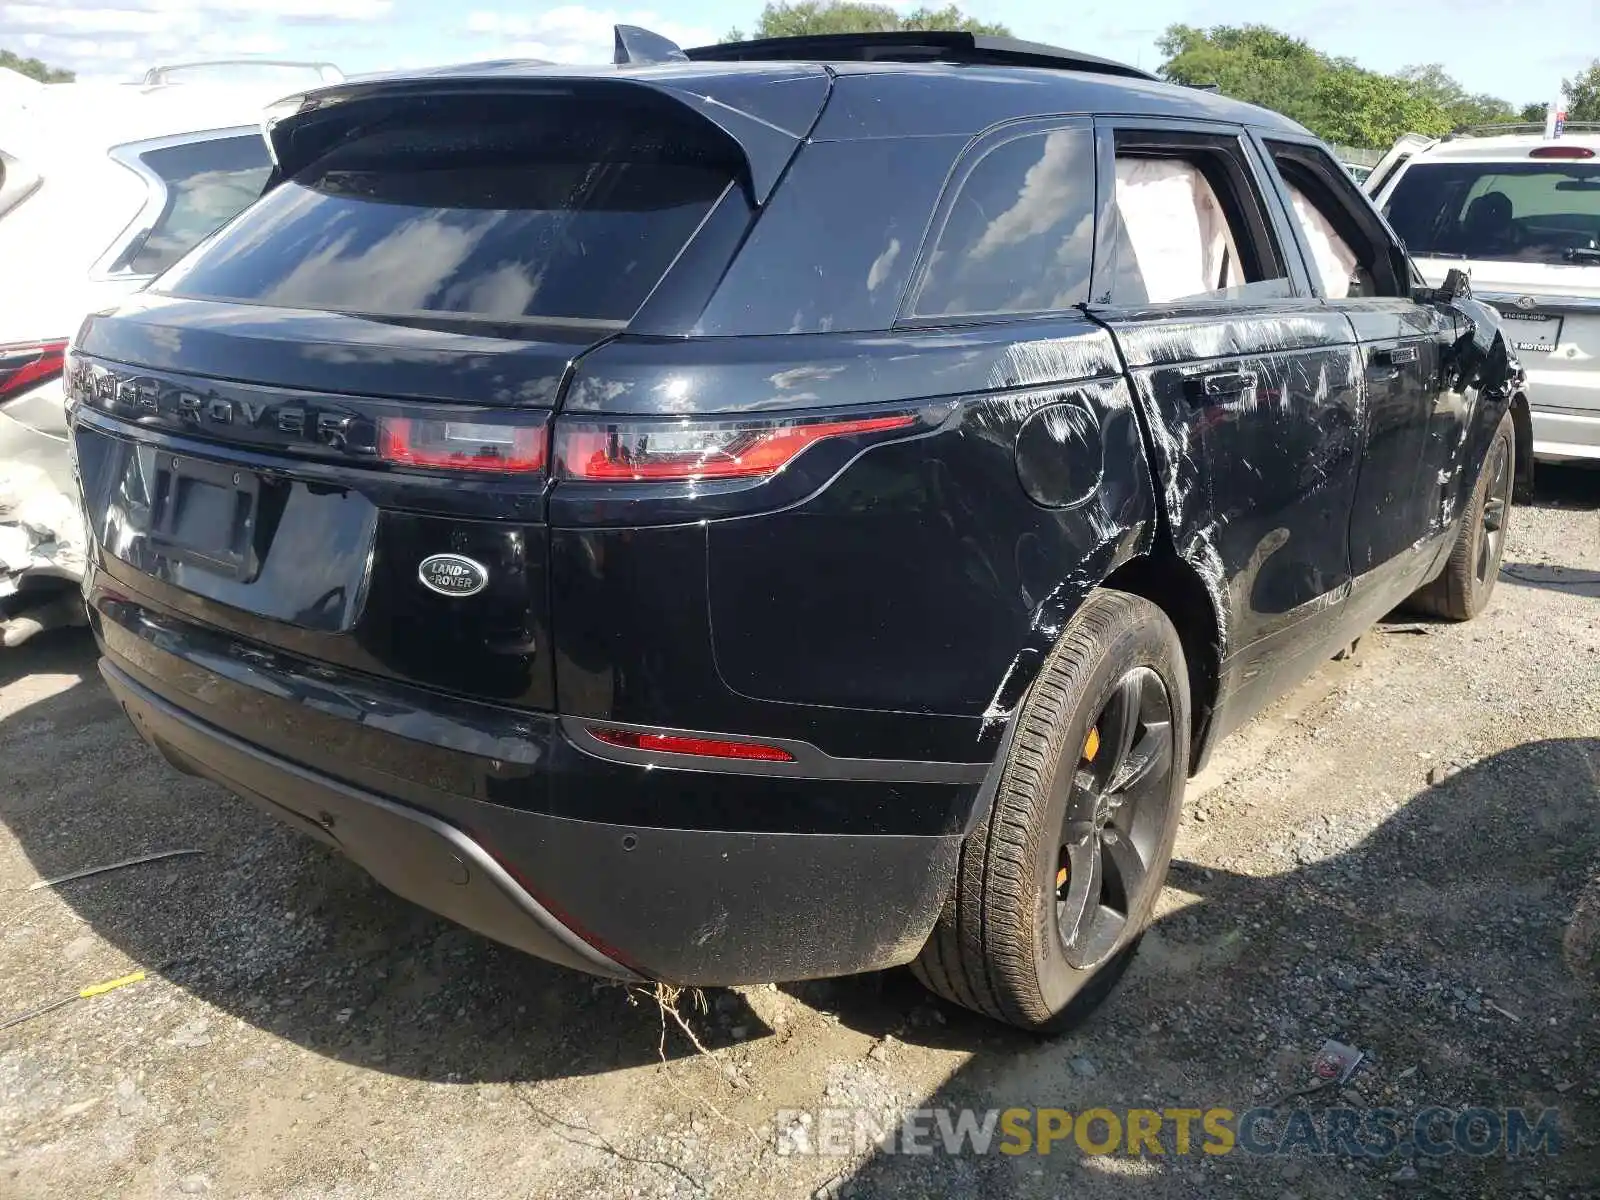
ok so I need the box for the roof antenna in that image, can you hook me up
[614,25,688,65]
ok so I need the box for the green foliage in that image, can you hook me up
[1313,68,1453,147]
[723,2,1010,44]
[1155,24,1328,130]
[0,49,74,83]
[1395,63,1517,127]
[1564,59,1600,122]
[1156,24,1536,148]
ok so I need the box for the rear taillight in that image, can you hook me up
[0,339,68,404]
[1529,145,1595,159]
[588,728,796,762]
[377,416,546,474]
[553,413,917,482]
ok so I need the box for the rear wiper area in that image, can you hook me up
[1562,246,1600,264]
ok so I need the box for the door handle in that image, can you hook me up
[1189,370,1258,401]
[1375,345,1419,366]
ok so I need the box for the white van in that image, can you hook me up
[1368,125,1600,463]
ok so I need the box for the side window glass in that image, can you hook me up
[1286,183,1365,299]
[1109,146,1290,306]
[1268,142,1400,298]
[909,126,1095,318]
[121,134,272,276]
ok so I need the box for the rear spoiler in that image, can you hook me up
[260,64,831,205]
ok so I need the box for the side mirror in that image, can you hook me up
[1417,266,1472,306]
[1438,267,1472,302]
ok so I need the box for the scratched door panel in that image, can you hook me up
[1340,297,1460,598]
[1099,302,1365,735]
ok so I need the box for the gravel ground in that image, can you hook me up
[1,467,1597,1200]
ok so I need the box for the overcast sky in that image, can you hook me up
[2,0,1593,104]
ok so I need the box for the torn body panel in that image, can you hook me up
[0,379,86,644]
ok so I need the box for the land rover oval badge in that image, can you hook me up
[418,553,488,597]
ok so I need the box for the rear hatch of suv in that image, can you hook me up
[69,74,799,712]
[1379,143,1600,436]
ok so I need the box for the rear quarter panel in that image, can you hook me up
[550,323,1160,761]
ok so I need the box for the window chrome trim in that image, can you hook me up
[87,125,262,283]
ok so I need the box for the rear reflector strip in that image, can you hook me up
[553,413,917,482]
[378,416,546,473]
[588,727,796,762]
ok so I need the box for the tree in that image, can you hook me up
[1156,24,1326,131]
[723,2,1009,44]
[1157,24,1459,148]
[1395,63,1516,128]
[1314,67,1453,148]
[0,49,73,83]
[1564,59,1600,122]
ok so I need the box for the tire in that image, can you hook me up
[1408,410,1514,622]
[912,588,1190,1033]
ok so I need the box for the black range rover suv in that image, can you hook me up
[65,30,1524,1031]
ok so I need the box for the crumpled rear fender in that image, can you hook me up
[1439,293,1523,522]
[0,377,84,605]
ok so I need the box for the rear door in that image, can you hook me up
[70,82,767,712]
[1261,136,1463,620]
[1088,119,1365,739]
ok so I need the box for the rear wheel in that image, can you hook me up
[1408,410,1514,622]
[912,589,1189,1032]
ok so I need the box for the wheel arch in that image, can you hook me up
[1101,546,1225,777]
[1509,389,1534,501]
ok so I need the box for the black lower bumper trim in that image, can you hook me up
[102,656,965,984]
[103,659,640,982]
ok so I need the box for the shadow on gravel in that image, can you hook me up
[1526,461,1600,511]
[3,650,1596,1195]
[821,737,1600,1198]
[1499,564,1600,599]
[0,632,760,1085]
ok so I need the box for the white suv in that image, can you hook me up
[1368,126,1600,463]
[0,69,327,644]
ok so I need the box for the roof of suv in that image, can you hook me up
[313,56,1312,143]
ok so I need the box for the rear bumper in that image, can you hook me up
[1530,404,1600,461]
[94,601,971,985]
[107,659,644,981]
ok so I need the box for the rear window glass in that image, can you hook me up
[1383,161,1600,265]
[157,100,737,325]
[910,126,1096,317]
[120,134,272,275]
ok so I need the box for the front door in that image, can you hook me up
[1260,137,1467,629]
